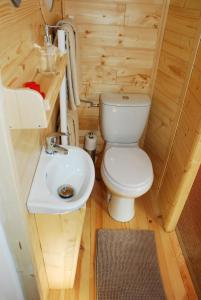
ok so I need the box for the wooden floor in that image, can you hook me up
[48,181,197,300]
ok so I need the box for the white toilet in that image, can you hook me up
[100,93,154,222]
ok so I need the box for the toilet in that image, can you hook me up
[100,93,154,222]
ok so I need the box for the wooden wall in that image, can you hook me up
[35,208,86,289]
[144,0,201,197]
[0,1,63,299]
[158,40,201,231]
[63,0,169,150]
[177,165,201,298]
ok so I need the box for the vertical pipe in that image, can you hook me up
[58,29,68,146]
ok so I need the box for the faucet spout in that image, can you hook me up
[51,144,68,155]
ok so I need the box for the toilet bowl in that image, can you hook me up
[99,92,154,222]
[101,146,153,222]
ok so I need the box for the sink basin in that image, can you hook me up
[27,146,95,214]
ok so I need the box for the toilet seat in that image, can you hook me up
[103,147,153,189]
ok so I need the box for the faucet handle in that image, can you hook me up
[46,131,67,143]
[45,132,67,154]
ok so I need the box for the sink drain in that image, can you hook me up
[57,184,74,199]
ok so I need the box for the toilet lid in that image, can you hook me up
[104,147,153,188]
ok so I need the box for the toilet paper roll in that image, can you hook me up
[84,132,97,151]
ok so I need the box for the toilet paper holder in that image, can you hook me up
[84,132,97,163]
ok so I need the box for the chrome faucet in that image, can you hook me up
[45,132,68,155]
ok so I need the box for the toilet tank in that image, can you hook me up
[100,93,151,144]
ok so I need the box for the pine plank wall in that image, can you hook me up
[0,1,63,299]
[63,0,169,150]
[145,0,201,201]
[159,40,201,231]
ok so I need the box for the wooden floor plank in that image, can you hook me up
[48,181,197,300]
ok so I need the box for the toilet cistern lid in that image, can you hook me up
[101,93,151,107]
[104,147,153,188]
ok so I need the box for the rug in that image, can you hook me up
[96,229,166,300]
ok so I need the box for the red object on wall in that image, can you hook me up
[23,81,46,99]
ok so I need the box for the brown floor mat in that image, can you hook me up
[96,229,166,300]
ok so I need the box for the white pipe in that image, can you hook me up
[58,29,68,146]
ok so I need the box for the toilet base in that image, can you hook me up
[108,195,135,222]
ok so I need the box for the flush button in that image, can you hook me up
[122,95,130,100]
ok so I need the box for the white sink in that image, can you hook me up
[27,146,95,214]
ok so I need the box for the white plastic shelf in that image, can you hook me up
[1,50,67,129]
